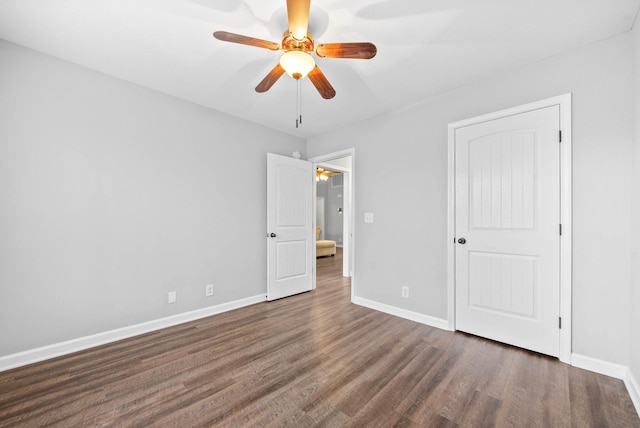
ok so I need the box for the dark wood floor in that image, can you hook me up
[1,248,638,427]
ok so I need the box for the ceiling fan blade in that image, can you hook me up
[213,31,280,51]
[316,42,377,59]
[307,66,336,99]
[255,64,286,93]
[286,0,311,40]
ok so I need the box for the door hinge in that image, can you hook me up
[559,317,562,329]
[559,130,562,143]
[559,224,562,236]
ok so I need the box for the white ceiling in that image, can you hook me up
[1,0,639,138]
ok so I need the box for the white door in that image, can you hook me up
[267,153,314,301]
[455,106,560,357]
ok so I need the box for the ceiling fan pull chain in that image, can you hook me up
[295,78,301,128]
[299,79,303,125]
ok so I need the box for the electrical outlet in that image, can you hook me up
[168,291,177,304]
[364,213,374,223]
[401,286,409,299]
[205,284,214,297]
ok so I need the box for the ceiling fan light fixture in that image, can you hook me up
[280,51,315,80]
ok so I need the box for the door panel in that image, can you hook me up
[276,240,308,280]
[267,153,313,301]
[455,106,560,357]
[468,252,537,317]
[470,131,537,230]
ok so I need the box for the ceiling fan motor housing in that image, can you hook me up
[282,31,314,53]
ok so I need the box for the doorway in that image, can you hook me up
[309,149,355,300]
[447,95,572,363]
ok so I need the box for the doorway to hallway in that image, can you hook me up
[309,149,355,300]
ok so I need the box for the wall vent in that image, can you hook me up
[331,173,343,188]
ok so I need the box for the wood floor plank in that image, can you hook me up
[1,248,638,427]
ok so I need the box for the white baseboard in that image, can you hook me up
[0,294,267,373]
[624,367,640,417]
[352,296,449,331]
[572,353,640,417]
[571,353,629,379]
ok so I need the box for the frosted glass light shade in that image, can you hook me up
[280,51,315,79]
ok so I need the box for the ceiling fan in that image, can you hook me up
[213,0,377,100]
[316,167,339,181]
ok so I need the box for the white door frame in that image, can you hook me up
[309,148,356,301]
[447,94,572,364]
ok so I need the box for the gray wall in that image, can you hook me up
[308,33,635,366]
[631,20,640,388]
[316,177,344,244]
[316,180,328,238]
[326,177,344,245]
[0,41,305,356]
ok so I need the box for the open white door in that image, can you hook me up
[455,105,561,357]
[267,153,314,301]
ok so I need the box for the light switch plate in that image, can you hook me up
[168,291,177,304]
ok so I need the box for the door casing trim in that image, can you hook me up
[446,94,572,364]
